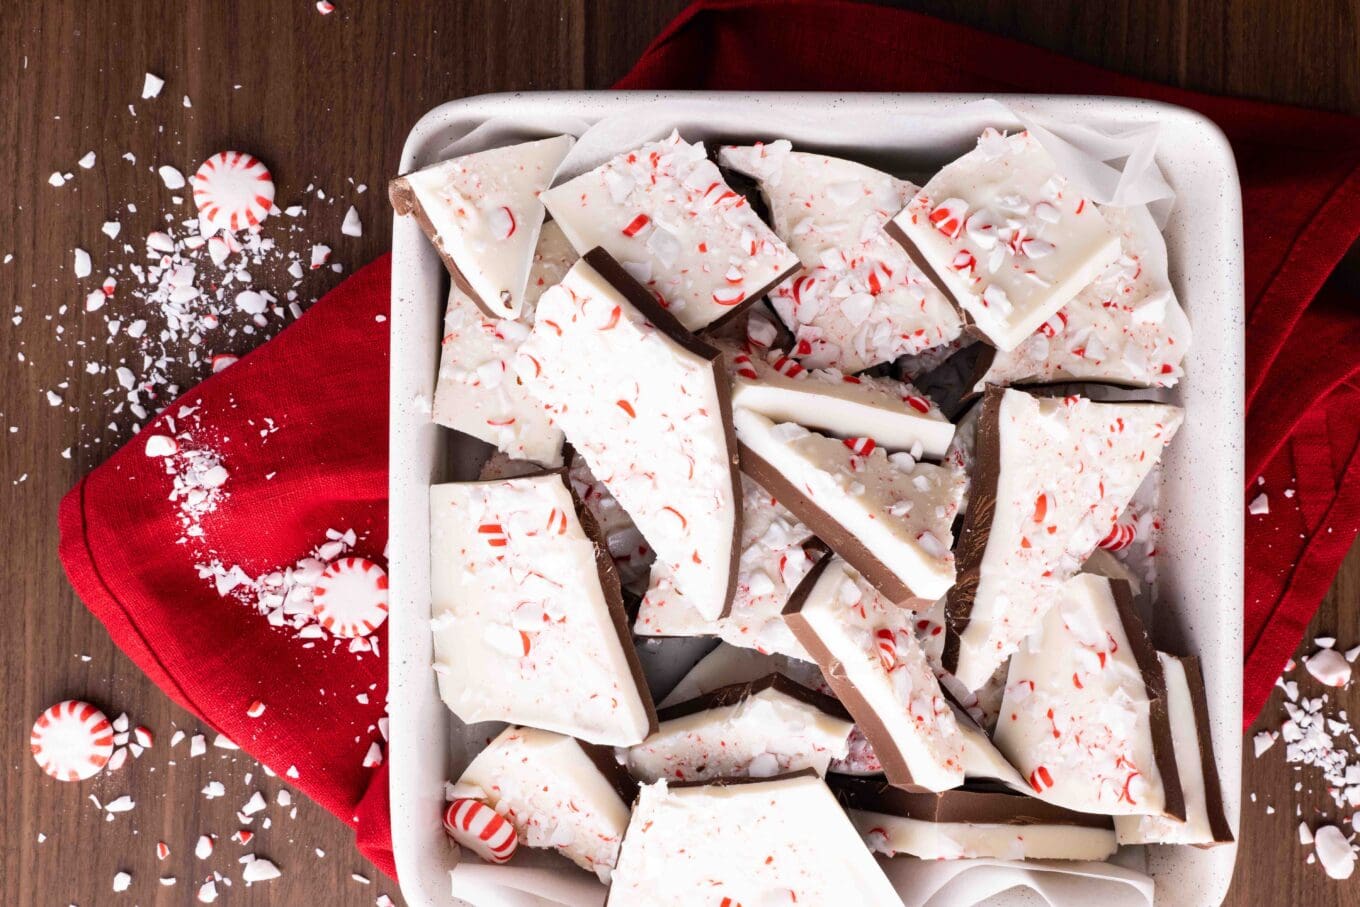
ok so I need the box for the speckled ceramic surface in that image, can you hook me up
[388,93,1243,907]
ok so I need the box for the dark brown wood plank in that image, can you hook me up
[1,1,1357,905]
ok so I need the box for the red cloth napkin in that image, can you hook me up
[59,257,398,876]
[57,0,1360,883]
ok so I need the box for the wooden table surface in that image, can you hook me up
[2,1,1357,904]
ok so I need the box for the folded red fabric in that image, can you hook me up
[59,256,398,876]
[56,0,1360,884]
[617,0,1360,725]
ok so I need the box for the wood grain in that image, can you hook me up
[0,1,1356,904]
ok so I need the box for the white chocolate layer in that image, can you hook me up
[979,204,1193,388]
[451,726,629,882]
[399,135,573,318]
[734,408,957,601]
[542,132,799,331]
[1116,654,1229,845]
[790,557,965,792]
[722,340,956,457]
[891,129,1121,351]
[720,142,962,371]
[952,389,1182,689]
[635,475,814,661]
[994,574,1172,816]
[516,257,739,620]
[627,683,854,783]
[850,809,1118,861]
[429,473,652,746]
[607,775,902,907]
[431,221,576,464]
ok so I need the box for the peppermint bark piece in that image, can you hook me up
[390,135,573,318]
[567,452,654,592]
[784,555,966,792]
[516,250,742,620]
[994,574,1184,818]
[541,132,799,332]
[635,475,816,660]
[723,340,956,458]
[888,129,1121,351]
[451,726,635,881]
[429,472,656,746]
[1116,654,1235,846]
[834,777,1117,862]
[607,774,903,907]
[946,387,1183,689]
[432,221,577,465]
[719,142,962,371]
[734,407,958,604]
[658,644,826,708]
[626,674,855,783]
[976,204,1193,388]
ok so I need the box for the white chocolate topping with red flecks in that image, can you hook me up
[1116,654,1224,844]
[635,475,815,660]
[516,257,739,621]
[979,204,1192,388]
[401,135,573,318]
[626,684,854,784]
[450,726,629,882]
[793,557,965,792]
[541,131,799,331]
[567,454,654,592]
[720,335,956,457]
[608,775,903,907]
[432,221,577,465]
[994,574,1173,816]
[429,473,653,746]
[733,408,958,601]
[891,129,1121,352]
[952,389,1182,690]
[657,644,825,709]
[720,142,962,372]
[850,809,1118,862]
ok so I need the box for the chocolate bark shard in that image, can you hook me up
[429,471,656,746]
[977,204,1193,389]
[432,221,576,466]
[657,643,826,709]
[1115,654,1235,846]
[831,775,1114,828]
[390,135,574,319]
[627,673,855,784]
[606,773,902,907]
[634,474,815,661]
[542,131,800,332]
[719,339,956,458]
[734,407,957,604]
[888,128,1122,352]
[945,386,1183,689]
[718,142,962,372]
[451,726,632,881]
[993,574,1184,819]
[784,554,966,792]
[832,776,1117,862]
[516,250,742,621]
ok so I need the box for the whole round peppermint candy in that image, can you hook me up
[30,700,114,781]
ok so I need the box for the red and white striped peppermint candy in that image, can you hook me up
[443,798,518,864]
[311,557,389,638]
[1098,522,1136,552]
[843,437,877,458]
[30,700,114,782]
[192,151,276,235]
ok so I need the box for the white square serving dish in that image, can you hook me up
[388,91,1244,907]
